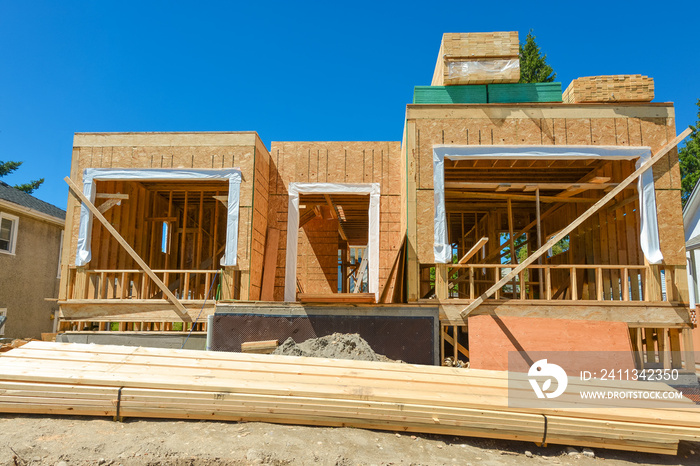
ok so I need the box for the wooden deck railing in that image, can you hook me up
[67,268,220,301]
[445,264,652,301]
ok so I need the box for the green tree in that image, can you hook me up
[679,99,700,206]
[0,160,44,194]
[519,30,556,84]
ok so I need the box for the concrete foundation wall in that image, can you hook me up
[57,332,207,350]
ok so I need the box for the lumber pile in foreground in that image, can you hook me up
[1,342,699,455]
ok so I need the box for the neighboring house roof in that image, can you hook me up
[0,181,66,221]
[687,234,700,251]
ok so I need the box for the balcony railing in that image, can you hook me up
[437,264,658,302]
[67,268,220,301]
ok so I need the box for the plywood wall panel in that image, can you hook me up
[416,190,435,263]
[656,189,686,265]
[626,118,643,146]
[516,118,544,145]
[551,118,567,145]
[614,118,631,146]
[590,119,617,145]
[492,119,518,144]
[540,118,555,145]
[564,119,592,145]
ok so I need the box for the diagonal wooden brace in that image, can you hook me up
[460,128,692,318]
[65,177,192,322]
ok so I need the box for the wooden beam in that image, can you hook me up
[241,340,279,354]
[461,128,692,317]
[323,194,338,219]
[64,177,191,322]
[458,237,489,264]
[97,198,121,214]
[445,191,596,204]
[445,182,617,191]
[213,195,228,206]
[95,193,129,199]
[536,188,542,265]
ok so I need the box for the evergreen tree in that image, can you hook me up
[0,160,44,194]
[519,30,556,84]
[680,100,700,206]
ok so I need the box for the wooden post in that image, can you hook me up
[536,188,542,265]
[64,177,191,322]
[220,267,235,300]
[669,328,683,369]
[435,264,449,300]
[507,198,516,298]
[74,267,88,299]
[460,128,692,318]
[469,266,475,299]
[682,328,696,371]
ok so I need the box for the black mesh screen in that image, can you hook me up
[209,307,438,366]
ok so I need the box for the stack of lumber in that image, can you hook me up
[1,342,699,455]
[563,75,654,103]
[432,32,520,86]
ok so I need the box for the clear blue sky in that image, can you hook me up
[1,1,698,208]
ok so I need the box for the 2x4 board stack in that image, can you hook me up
[563,75,655,103]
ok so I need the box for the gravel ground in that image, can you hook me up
[1,414,699,466]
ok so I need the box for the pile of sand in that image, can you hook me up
[272,333,397,363]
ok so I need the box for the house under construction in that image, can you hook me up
[56,32,696,375]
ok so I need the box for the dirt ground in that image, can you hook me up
[1,414,698,466]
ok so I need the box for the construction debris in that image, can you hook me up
[0,339,37,353]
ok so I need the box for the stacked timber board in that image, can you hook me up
[563,75,654,103]
[1,342,699,455]
[413,83,561,104]
[432,32,520,86]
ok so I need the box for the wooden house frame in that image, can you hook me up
[55,64,695,373]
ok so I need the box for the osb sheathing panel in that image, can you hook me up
[248,138,271,300]
[407,104,680,264]
[268,141,402,301]
[656,189,687,265]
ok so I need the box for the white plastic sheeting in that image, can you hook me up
[447,59,519,79]
[432,145,662,264]
[284,183,381,302]
[76,168,242,267]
